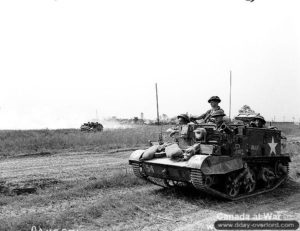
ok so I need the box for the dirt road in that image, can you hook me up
[0,142,299,231]
[0,151,130,182]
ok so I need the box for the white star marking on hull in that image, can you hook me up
[268,137,278,155]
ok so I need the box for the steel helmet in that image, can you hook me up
[177,114,190,123]
[208,96,221,103]
[253,114,266,124]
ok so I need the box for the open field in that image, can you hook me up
[0,126,172,158]
[1,123,298,158]
[0,125,300,231]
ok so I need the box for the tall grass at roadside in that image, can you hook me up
[1,124,299,158]
[0,179,209,231]
[2,176,299,231]
[0,170,150,231]
[0,125,171,157]
[274,123,300,136]
[0,169,147,207]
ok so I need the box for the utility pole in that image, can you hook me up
[96,110,99,121]
[155,83,160,125]
[229,70,232,119]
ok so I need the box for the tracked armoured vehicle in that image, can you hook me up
[129,114,291,200]
[80,122,103,132]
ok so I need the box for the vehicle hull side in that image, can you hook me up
[199,156,244,175]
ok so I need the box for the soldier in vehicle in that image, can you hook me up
[210,110,227,129]
[177,114,190,125]
[167,114,190,137]
[211,110,236,135]
[183,110,227,160]
[183,127,207,160]
[190,96,224,123]
[250,114,266,128]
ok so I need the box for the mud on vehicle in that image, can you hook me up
[129,116,290,200]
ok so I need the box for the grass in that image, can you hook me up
[0,125,171,158]
[2,177,299,231]
[273,123,300,136]
[0,170,149,231]
[0,179,214,231]
[289,144,300,180]
[0,123,298,158]
[0,169,147,205]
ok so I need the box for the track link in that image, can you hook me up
[132,163,145,178]
[190,165,289,201]
[190,169,205,190]
[285,162,290,176]
[131,163,169,187]
[131,162,290,201]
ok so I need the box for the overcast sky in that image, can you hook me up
[0,0,299,129]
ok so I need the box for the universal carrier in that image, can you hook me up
[129,115,290,200]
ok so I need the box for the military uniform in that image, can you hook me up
[167,114,190,136]
[210,110,228,131]
[192,96,224,123]
[198,106,224,123]
[215,120,226,130]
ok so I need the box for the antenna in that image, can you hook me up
[155,83,163,144]
[229,70,232,119]
[155,83,160,125]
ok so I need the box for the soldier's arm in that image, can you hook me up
[166,127,180,137]
[191,110,210,120]
[183,143,201,160]
[185,143,201,153]
[198,110,209,119]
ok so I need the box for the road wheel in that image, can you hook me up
[225,174,240,198]
[244,169,256,193]
[204,175,214,187]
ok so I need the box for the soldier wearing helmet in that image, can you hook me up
[250,114,266,128]
[167,113,191,137]
[183,127,207,160]
[190,96,224,123]
[177,114,190,125]
[210,110,227,130]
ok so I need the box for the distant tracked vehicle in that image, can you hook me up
[80,122,103,132]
